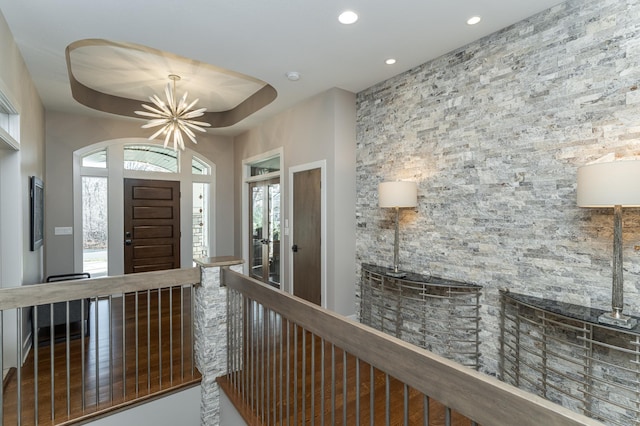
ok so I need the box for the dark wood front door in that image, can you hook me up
[124,178,180,274]
[292,168,321,305]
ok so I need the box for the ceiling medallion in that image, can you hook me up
[135,74,211,151]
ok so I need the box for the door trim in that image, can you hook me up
[289,160,327,308]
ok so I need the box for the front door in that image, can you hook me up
[124,178,181,274]
[292,168,321,305]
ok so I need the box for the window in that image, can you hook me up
[0,89,20,149]
[250,156,280,177]
[82,176,108,277]
[82,149,107,168]
[192,156,211,175]
[124,144,179,172]
[193,182,210,258]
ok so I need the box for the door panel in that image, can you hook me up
[249,178,281,287]
[124,178,181,274]
[292,168,321,305]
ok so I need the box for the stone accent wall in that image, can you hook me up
[356,0,640,375]
[194,264,243,425]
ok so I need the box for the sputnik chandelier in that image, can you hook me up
[135,74,211,151]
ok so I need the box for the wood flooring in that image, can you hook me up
[2,287,201,426]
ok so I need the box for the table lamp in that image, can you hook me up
[379,181,418,278]
[577,159,640,328]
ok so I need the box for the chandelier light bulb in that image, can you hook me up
[135,74,211,151]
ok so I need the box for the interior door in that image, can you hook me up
[249,178,280,287]
[124,178,181,274]
[292,168,321,305]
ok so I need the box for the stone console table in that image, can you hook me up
[500,290,640,425]
[360,263,482,369]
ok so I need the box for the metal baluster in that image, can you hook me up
[279,312,283,425]
[261,305,265,423]
[266,308,271,426]
[108,295,113,403]
[0,311,3,425]
[50,303,54,420]
[17,307,23,425]
[293,324,298,425]
[122,293,126,399]
[81,298,86,410]
[343,350,347,425]
[66,301,71,416]
[370,365,374,426]
[147,290,151,392]
[320,338,325,426]
[33,307,38,423]
[286,320,290,426]
[424,395,429,426]
[190,285,195,379]
[311,333,315,426]
[331,344,335,426]
[135,292,140,394]
[95,296,100,407]
[403,384,409,426]
[180,285,184,380]
[355,357,361,426]
[169,287,174,386]
[158,289,163,388]
[302,328,306,425]
[385,373,390,426]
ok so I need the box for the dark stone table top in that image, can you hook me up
[362,263,482,289]
[502,290,640,333]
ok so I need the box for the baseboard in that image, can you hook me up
[345,313,358,322]
[3,367,16,394]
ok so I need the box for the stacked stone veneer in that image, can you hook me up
[356,0,640,379]
[194,264,243,425]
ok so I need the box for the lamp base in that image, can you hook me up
[598,312,637,329]
[385,270,407,278]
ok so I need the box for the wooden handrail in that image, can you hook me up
[223,268,603,426]
[0,267,200,310]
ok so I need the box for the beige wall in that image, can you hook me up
[0,9,46,366]
[234,88,356,315]
[45,111,235,277]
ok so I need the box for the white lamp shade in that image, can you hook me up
[577,160,640,207]
[378,181,418,208]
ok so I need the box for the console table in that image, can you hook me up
[360,263,482,369]
[500,290,640,426]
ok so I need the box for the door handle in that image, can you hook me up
[125,239,132,246]
[291,244,298,252]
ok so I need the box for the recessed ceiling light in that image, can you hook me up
[338,10,358,25]
[385,58,396,65]
[286,71,300,81]
[467,16,481,25]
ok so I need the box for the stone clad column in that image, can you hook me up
[193,256,244,425]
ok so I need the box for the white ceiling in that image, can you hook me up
[0,0,565,136]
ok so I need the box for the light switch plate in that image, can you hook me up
[54,226,73,235]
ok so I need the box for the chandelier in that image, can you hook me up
[135,74,211,151]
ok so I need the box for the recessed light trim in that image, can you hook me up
[338,10,358,25]
[467,16,481,25]
[286,71,300,81]
[385,58,396,65]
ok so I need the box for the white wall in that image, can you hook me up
[234,88,357,315]
[86,386,201,426]
[0,9,46,368]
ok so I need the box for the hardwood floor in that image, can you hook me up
[219,322,478,426]
[3,287,201,426]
